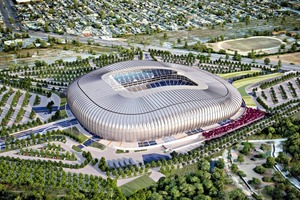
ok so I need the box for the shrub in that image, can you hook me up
[254,165,266,174]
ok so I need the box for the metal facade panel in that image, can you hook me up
[67,61,243,142]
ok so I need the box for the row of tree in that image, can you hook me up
[260,72,299,89]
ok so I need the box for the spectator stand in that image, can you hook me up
[202,108,265,141]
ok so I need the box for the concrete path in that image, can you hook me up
[64,164,107,179]
[222,149,253,197]
[21,93,36,124]
[149,168,165,182]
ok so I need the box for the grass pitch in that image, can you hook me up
[217,70,260,79]
[120,175,155,197]
[221,37,282,52]
[233,73,282,107]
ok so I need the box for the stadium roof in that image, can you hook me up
[67,60,242,142]
[75,60,231,115]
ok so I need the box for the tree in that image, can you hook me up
[138,51,143,60]
[241,142,254,155]
[228,188,247,200]
[277,60,282,69]
[225,53,229,60]
[44,22,50,32]
[98,157,108,171]
[100,10,105,19]
[276,152,290,166]
[170,187,181,199]
[237,154,244,163]
[273,171,285,183]
[267,126,276,139]
[215,158,225,169]
[149,192,163,200]
[264,58,270,65]
[248,49,256,61]
[47,92,52,98]
[265,156,276,168]
[291,42,297,52]
[291,161,300,177]
[249,177,261,186]
[46,101,54,113]
[253,165,266,174]
[198,159,210,171]
[163,32,168,39]
[230,164,239,173]
[184,40,188,48]
[233,51,241,61]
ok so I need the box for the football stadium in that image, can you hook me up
[67,60,244,142]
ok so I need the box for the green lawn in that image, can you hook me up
[60,110,68,118]
[120,175,155,197]
[164,163,199,177]
[60,97,67,106]
[116,149,129,154]
[90,141,106,150]
[233,73,282,107]
[237,84,251,96]
[217,70,260,79]
[243,96,257,107]
[64,127,88,143]
[72,145,82,152]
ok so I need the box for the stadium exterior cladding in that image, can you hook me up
[67,60,243,142]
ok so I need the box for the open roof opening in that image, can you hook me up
[112,69,197,92]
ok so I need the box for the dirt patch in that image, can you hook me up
[0,45,116,68]
[220,37,282,52]
[266,52,300,65]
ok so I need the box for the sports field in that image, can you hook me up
[233,73,282,106]
[220,37,282,52]
[120,175,155,196]
[217,70,260,79]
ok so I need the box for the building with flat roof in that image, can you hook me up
[67,60,242,142]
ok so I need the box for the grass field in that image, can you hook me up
[221,37,282,52]
[64,127,89,143]
[163,163,199,177]
[233,73,282,107]
[120,175,155,197]
[217,70,260,79]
